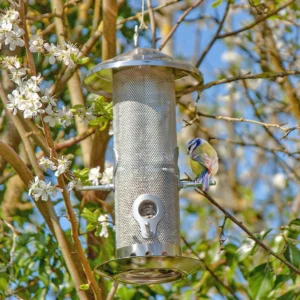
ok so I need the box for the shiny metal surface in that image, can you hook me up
[94,256,204,284]
[116,243,181,258]
[113,66,180,249]
[179,180,216,190]
[78,180,216,192]
[79,184,114,191]
[132,194,165,239]
[82,47,203,97]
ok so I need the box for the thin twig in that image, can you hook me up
[19,0,36,76]
[147,0,156,48]
[159,0,204,51]
[181,236,239,299]
[106,282,119,300]
[186,110,299,133]
[187,70,300,95]
[217,0,295,39]
[55,128,95,151]
[219,217,227,253]
[196,1,230,67]
[197,189,300,275]
[1,221,18,296]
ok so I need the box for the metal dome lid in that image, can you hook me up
[82,47,204,98]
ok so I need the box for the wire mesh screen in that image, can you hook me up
[113,66,180,250]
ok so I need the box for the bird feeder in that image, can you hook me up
[82,45,207,284]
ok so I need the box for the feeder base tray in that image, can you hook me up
[94,256,204,285]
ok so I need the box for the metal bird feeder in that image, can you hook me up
[82,42,208,284]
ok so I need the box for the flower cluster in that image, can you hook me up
[88,166,113,186]
[29,176,62,201]
[0,9,24,51]
[7,75,45,118]
[44,42,80,67]
[98,214,110,238]
[38,156,72,177]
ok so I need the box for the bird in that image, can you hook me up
[187,138,219,191]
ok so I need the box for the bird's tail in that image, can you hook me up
[196,169,210,191]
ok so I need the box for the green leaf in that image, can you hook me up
[212,0,222,8]
[237,238,256,261]
[0,273,9,292]
[289,219,300,227]
[76,57,90,65]
[284,242,300,268]
[117,286,136,299]
[80,283,90,290]
[86,223,97,232]
[237,229,272,261]
[277,291,294,300]
[249,263,276,299]
[81,208,97,223]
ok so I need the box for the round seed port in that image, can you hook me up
[138,200,157,219]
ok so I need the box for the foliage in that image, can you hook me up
[0,0,299,299]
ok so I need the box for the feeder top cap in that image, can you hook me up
[82,47,204,98]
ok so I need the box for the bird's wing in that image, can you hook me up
[191,153,218,175]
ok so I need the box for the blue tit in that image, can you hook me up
[187,138,219,191]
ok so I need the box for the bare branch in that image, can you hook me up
[55,128,96,151]
[159,0,204,51]
[217,0,296,39]
[106,282,119,300]
[198,189,300,275]
[190,70,300,95]
[147,0,156,49]
[196,1,230,67]
[181,236,239,299]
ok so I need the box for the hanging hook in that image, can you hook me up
[134,25,139,48]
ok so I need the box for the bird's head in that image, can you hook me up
[187,138,205,154]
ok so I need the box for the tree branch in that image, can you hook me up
[181,236,239,299]
[196,1,230,67]
[159,0,204,51]
[198,189,300,275]
[217,0,295,39]
[147,0,156,49]
[187,70,300,95]
[55,128,96,151]
[106,282,119,300]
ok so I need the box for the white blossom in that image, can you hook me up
[100,166,113,185]
[273,173,286,190]
[55,156,72,177]
[8,66,26,84]
[28,176,62,201]
[67,179,83,192]
[43,105,58,127]
[29,35,45,53]
[1,17,25,50]
[98,214,109,238]
[41,89,56,108]
[75,105,96,125]
[1,56,21,69]
[44,42,79,67]
[6,95,18,115]
[38,156,57,171]
[44,43,60,64]
[89,166,101,185]
[57,106,74,127]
